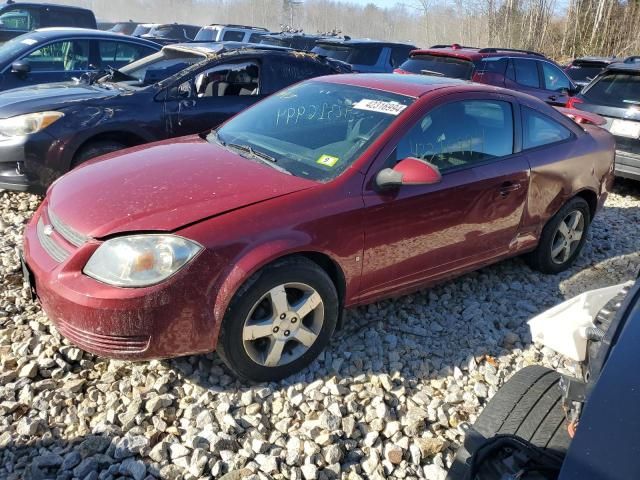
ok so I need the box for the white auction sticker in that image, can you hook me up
[353,99,407,116]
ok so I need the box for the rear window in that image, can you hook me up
[398,54,473,79]
[312,44,380,66]
[582,71,640,108]
[567,62,606,83]
[260,37,289,48]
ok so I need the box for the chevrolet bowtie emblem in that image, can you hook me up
[43,225,54,236]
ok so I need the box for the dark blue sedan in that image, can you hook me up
[0,27,160,90]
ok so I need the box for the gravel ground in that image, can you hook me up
[1,181,639,480]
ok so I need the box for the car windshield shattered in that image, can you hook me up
[213,81,414,182]
[104,48,205,87]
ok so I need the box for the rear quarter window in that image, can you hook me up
[523,107,572,149]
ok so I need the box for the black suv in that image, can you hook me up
[260,32,331,51]
[312,37,415,73]
[569,62,640,180]
[0,2,96,43]
[0,42,351,192]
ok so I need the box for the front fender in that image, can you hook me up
[208,236,344,347]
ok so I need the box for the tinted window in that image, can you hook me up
[523,107,572,149]
[268,57,332,91]
[222,30,245,42]
[215,82,414,182]
[119,49,204,85]
[566,62,606,83]
[190,61,259,98]
[513,59,540,88]
[0,7,39,30]
[248,32,265,43]
[312,44,380,66]
[99,41,156,69]
[399,54,473,79]
[390,47,412,67]
[24,40,90,71]
[475,57,508,75]
[582,71,640,108]
[395,100,514,171]
[46,10,78,28]
[541,62,571,91]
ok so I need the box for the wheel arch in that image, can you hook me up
[211,246,349,346]
[573,187,598,221]
[71,130,150,165]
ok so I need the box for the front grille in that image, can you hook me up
[56,318,150,354]
[37,218,70,262]
[48,208,88,247]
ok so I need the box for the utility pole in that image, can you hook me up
[283,0,304,29]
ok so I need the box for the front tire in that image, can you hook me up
[526,197,590,274]
[72,140,127,168]
[217,257,339,382]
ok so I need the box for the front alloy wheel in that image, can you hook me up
[550,210,585,264]
[243,283,324,367]
[217,257,339,382]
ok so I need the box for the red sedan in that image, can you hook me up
[23,74,615,381]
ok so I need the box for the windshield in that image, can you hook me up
[582,71,640,107]
[566,63,605,83]
[260,37,289,48]
[312,44,380,66]
[112,48,204,86]
[399,55,474,79]
[194,27,219,42]
[214,81,414,182]
[132,25,153,36]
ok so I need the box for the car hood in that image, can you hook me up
[0,82,122,118]
[47,136,317,238]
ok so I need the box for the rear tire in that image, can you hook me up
[525,197,590,274]
[72,140,127,168]
[217,257,339,382]
[447,366,571,479]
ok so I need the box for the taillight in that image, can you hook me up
[566,96,584,109]
[394,68,409,74]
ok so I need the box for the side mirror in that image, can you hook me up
[375,157,442,190]
[11,60,31,75]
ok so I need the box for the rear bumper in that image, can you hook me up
[615,150,640,181]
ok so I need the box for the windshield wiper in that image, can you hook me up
[420,69,446,77]
[226,142,291,175]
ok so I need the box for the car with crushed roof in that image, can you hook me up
[22,73,615,381]
[0,41,351,192]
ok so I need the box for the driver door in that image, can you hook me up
[163,59,264,137]
[358,93,530,301]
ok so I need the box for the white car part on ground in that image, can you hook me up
[528,281,633,361]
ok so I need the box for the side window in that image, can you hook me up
[541,62,571,92]
[512,59,540,88]
[222,30,245,42]
[99,41,155,68]
[0,7,40,30]
[475,58,508,75]
[350,47,381,66]
[46,10,77,27]
[23,40,90,72]
[395,100,514,172]
[192,61,260,98]
[268,57,331,91]
[523,107,572,149]
[390,47,412,68]
[248,33,265,43]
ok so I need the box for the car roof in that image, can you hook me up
[168,41,292,56]
[313,72,477,97]
[27,27,160,45]
[604,62,640,73]
[410,44,546,61]
[315,37,416,48]
[202,24,268,31]
[0,2,92,12]
[572,56,617,64]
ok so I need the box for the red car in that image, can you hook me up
[23,74,615,381]
[396,45,580,107]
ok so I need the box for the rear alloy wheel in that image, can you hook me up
[525,197,590,274]
[217,257,338,382]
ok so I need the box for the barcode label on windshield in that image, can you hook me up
[353,99,407,116]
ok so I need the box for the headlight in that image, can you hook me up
[0,111,64,138]
[83,235,202,287]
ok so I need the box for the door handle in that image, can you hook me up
[548,95,557,102]
[499,181,521,197]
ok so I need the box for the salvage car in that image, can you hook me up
[567,61,640,181]
[0,2,96,44]
[194,24,269,44]
[311,37,415,72]
[260,32,331,51]
[140,23,200,45]
[396,45,580,106]
[0,42,350,192]
[22,74,615,381]
[0,28,159,91]
[447,276,640,479]
[564,56,617,87]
